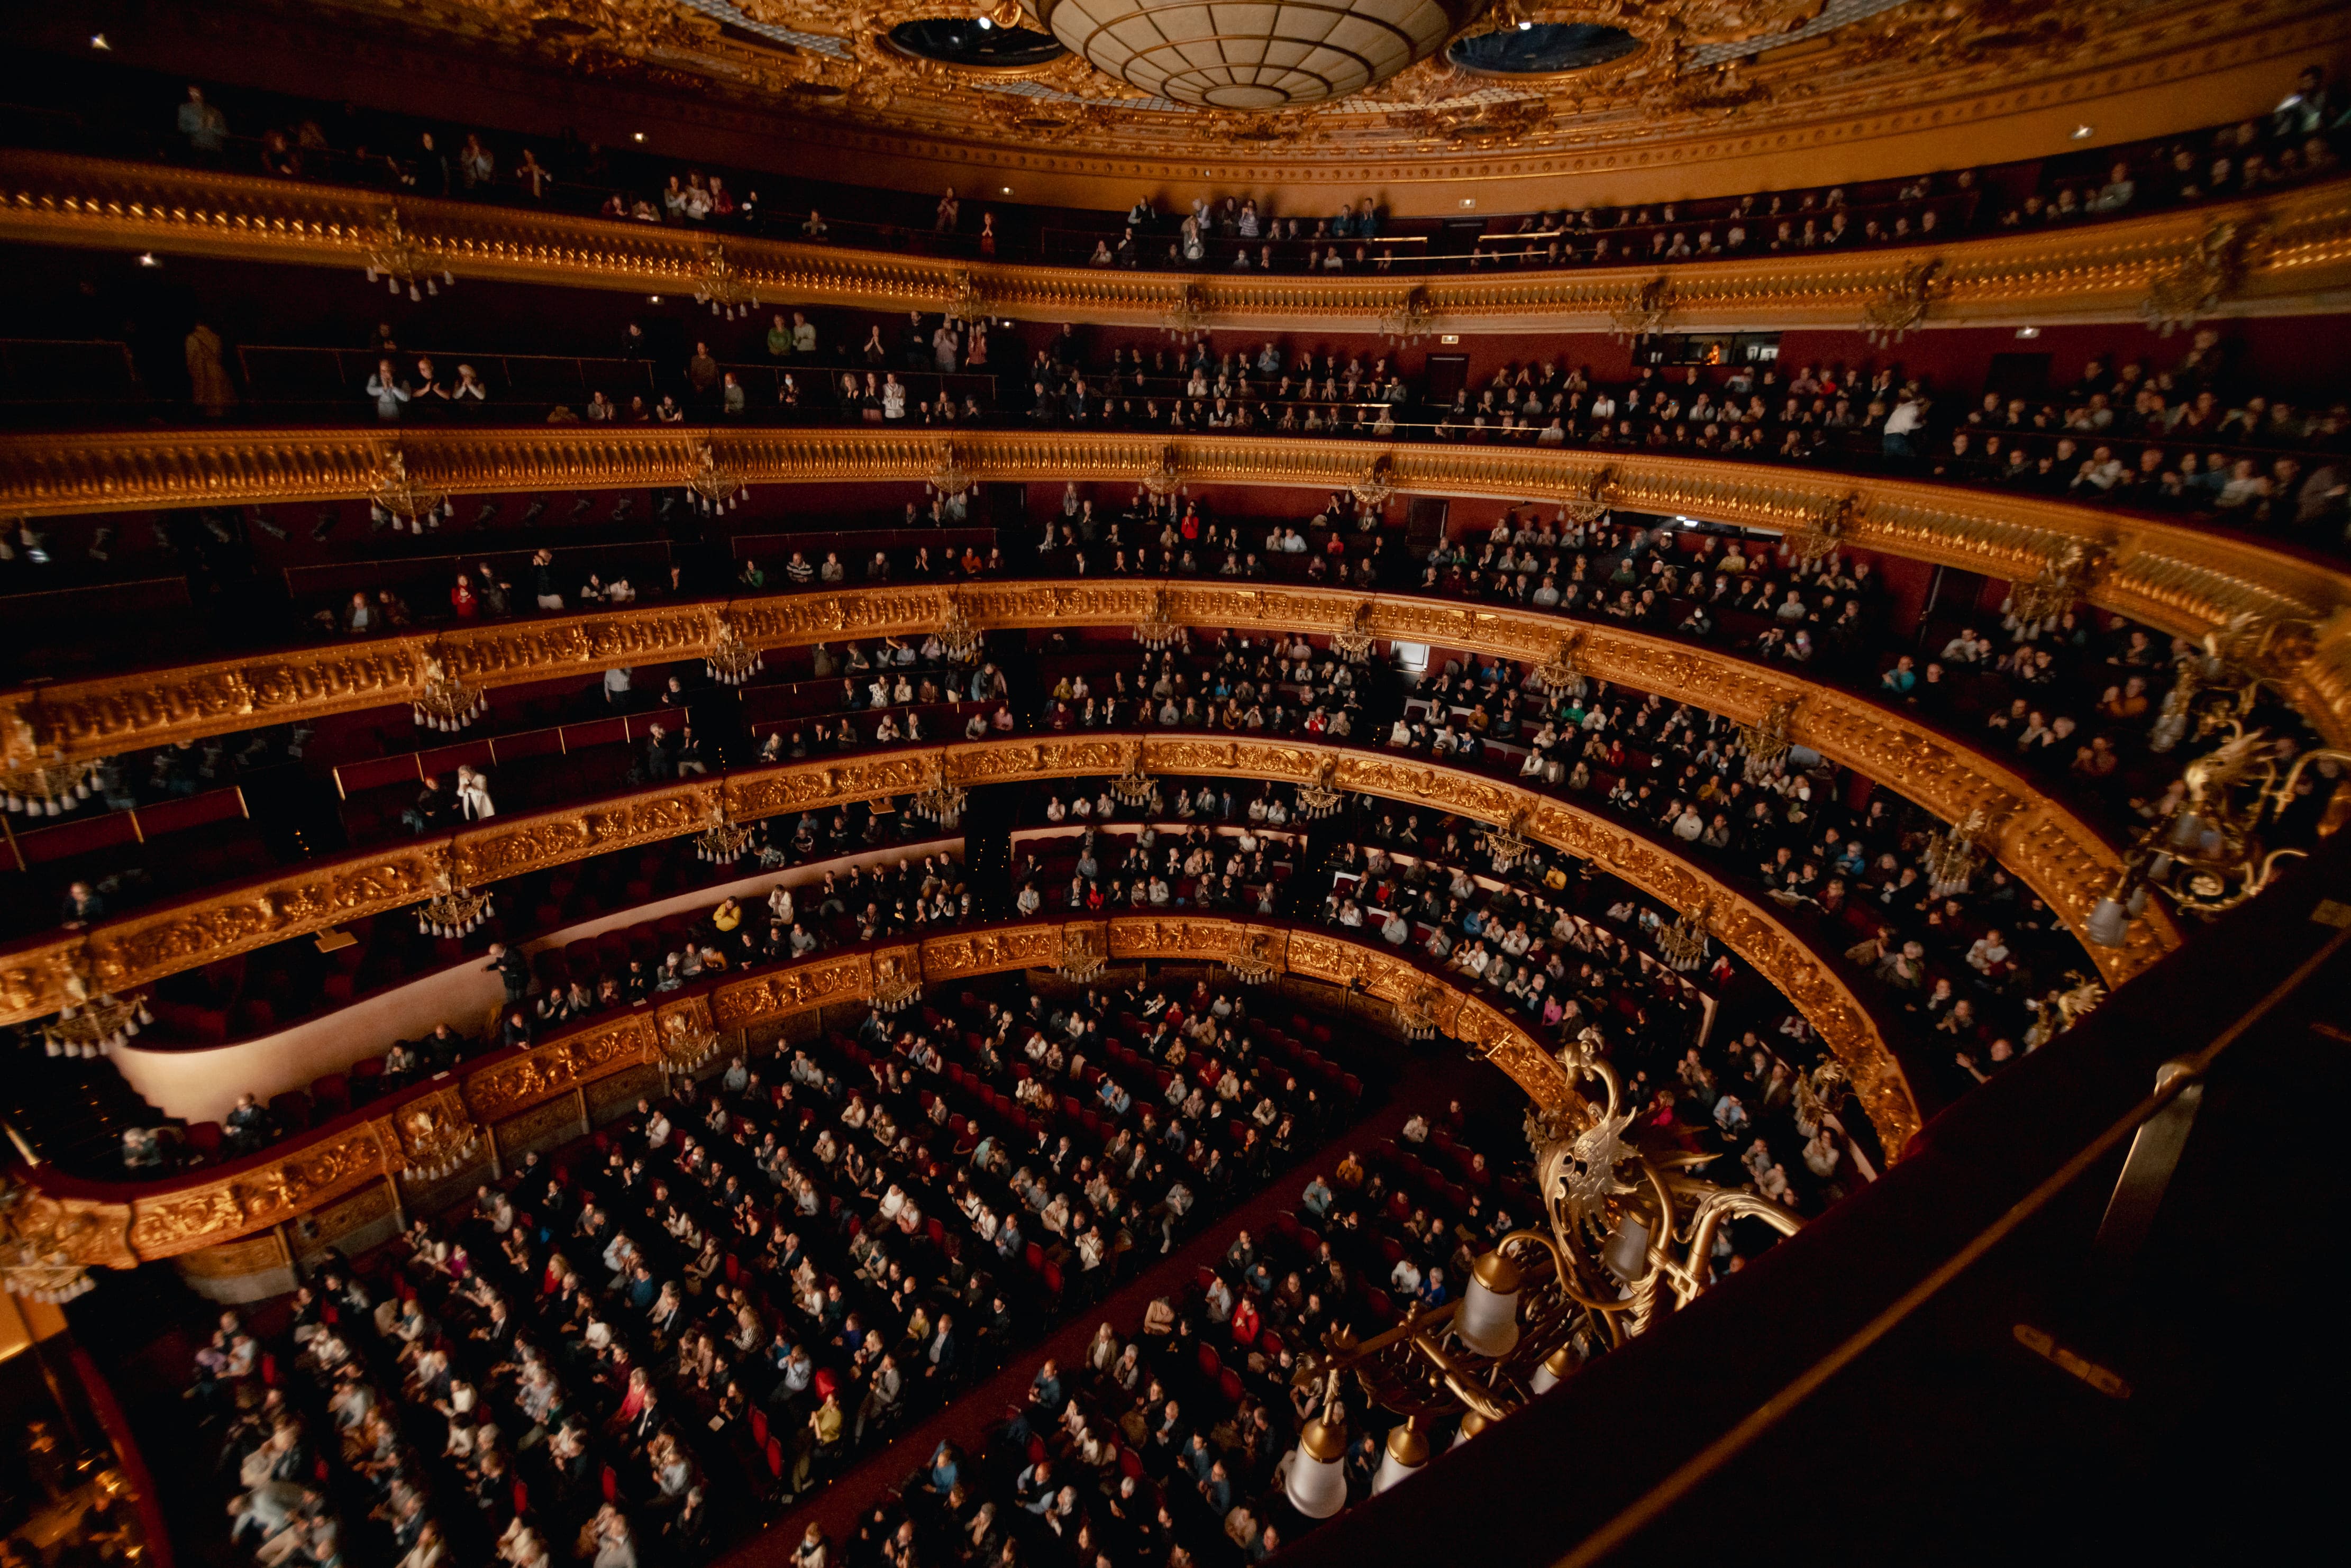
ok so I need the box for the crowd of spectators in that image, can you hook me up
[194,976,1370,1568]
[119,65,2348,277]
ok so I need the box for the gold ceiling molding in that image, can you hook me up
[278,0,2339,188]
[0,734,1911,1145]
[0,563,2181,978]
[10,912,1626,1269]
[3,151,2349,331]
[3,426,2346,744]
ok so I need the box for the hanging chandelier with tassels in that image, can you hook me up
[706,617,763,687]
[413,654,488,733]
[1655,905,1710,972]
[1134,587,1183,652]
[3,751,98,817]
[687,443,749,514]
[694,805,758,864]
[416,872,494,938]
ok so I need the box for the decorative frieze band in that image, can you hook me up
[0,736,1916,1148]
[12,915,1621,1269]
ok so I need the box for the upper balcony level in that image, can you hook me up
[4,47,2350,333]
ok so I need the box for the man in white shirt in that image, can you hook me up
[1881,392,1927,458]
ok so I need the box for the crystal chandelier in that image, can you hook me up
[38,964,151,1059]
[3,748,98,817]
[1738,699,1798,774]
[694,805,758,864]
[1559,466,1615,526]
[1607,277,1678,343]
[1922,809,1991,897]
[1654,905,1710,972]
[2088,723,2351,943]
[1394,984,1441,1041]
[413,654,488,733]
[660,1012,724,1077]
[363,206,454,301]
[943,271,991,330]
[1351,455,1397,514]
[1380,285,1438,348]
[1134,586,1183,651]
[398,1119,481,1183]
[694,241,758,320]
[1481,808,1537,873]
[1783,493,1860,569]
[370,450,452,530]
[931,442,974,500]
[871,954,921,1013]
[1330,601,1377,665]
[705,616,764,687]
[1163,280,1211,341]
[938,592,985,665]
[2009,542,2103,627]
[1527,636,1582,696]
[907,758,968,826]
[687,442,749,514]
[1109,752,1158,808]
[1295,756,1345,822]
[1859,260,1943,346]
[1224,932,1277,986]
[1142,444,1183,499]
[0,1206,96,1306]
[416,871,494,937]
[1057,926,1108,984]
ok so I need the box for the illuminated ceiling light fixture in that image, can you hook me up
[1033,0,1475,107]
[907,756,969,827]
[1162,279,1211,342]
[363,206,454,301]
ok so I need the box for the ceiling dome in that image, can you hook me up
[1035,0,1480,108]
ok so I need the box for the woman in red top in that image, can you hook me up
[1229,1292,1261,1345]
[450,572,479,619]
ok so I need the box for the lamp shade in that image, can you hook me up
[1453,1250,1522,1358]
[1450,1409,1492,1450]
[1370,1420,1428,1494]
[1284,1418,1349,1518]
[1602,1216,1651,1281]
[1529,1343,1579,1396]
[2086,896,2131,948]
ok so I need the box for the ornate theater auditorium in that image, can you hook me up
[0,1,2344,1563]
